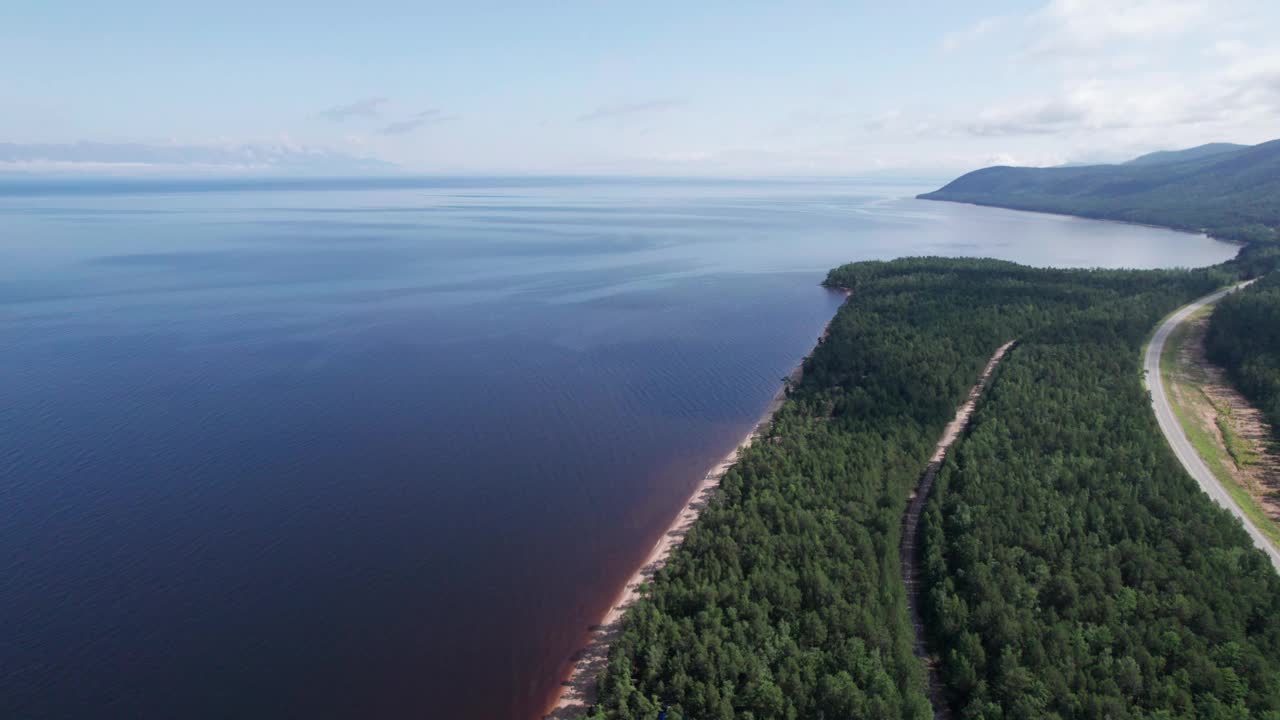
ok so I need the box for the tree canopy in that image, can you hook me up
[584,258,1280,719]
[1206,271,1280,444]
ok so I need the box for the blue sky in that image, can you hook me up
[3,0,1279,175]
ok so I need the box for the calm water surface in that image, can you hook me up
[0,177,1236,719]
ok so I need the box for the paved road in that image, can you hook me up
[1144,283,1280,572]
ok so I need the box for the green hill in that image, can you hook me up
[1124,142,1249,167]
[919,139,1280,244]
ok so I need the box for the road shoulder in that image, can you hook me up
[1143,283,1280,571]
[1161,304,1280,548]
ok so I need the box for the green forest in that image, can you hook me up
[582,257,1280,719]
[1206,272,1280,443]
[919,270,1280,719]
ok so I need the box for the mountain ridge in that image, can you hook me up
[1124,142,1250,167]
[919,139,1280,244]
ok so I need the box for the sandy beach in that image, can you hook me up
[543,293,847,719]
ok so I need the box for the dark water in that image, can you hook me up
[0,177,1236,719]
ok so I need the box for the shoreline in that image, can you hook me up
[542,289,849,719]
[915,195,1240,247]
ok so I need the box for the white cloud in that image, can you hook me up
[1206,40,1248,59]
[1219,51,1280,117]
[379,109,449,135]
[578,99,685,122]
[319,97,390,122]
[1026,0,1209,56]
[0,141,395,175]
[942,16,1008,53]
[963,78,1233,137]
[862,109,904,132]
[862,0,1279,169]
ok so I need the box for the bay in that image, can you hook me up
[0,177,1236,718]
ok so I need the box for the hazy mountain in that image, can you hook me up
[0,141,396,175]
[919,139,1280,240]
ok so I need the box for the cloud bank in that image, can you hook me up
[0,141,396,175]
[578,99,685,122]
[379,109,448,135]
[319,97,390,121]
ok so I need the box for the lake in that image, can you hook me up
[0,177,1237,718]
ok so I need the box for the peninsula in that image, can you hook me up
[576,256,1280,718]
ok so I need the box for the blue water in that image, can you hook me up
[0,177,1237,718]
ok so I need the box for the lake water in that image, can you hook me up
[0,177,1236,719]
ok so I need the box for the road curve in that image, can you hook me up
[1144,283,1280,572]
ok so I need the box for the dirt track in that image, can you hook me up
[900,340,1015,720]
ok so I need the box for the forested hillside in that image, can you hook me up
[1207,272,1280,443]
[1124,143,1248,167]
[584,258,1280,719]
[918,139,1280,244]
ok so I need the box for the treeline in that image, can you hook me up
[1228,243,1280,280]
[582,257,1280,719]
[918,268,1280,717]
[1207,272,1280,443]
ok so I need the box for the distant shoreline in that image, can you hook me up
[915,194,1245,248]
[542,288,850,719]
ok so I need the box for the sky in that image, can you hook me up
[3,0,1279,176]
